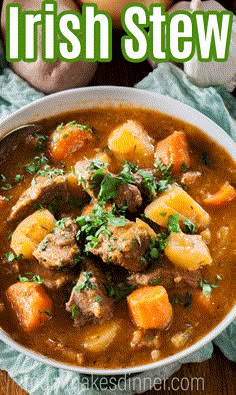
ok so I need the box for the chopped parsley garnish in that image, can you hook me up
[1,183,12,191]
[149,276,162,286]
[37,166,65,179]
[180,162,188,172]
[75,204,126,252]
[98,173,123,202]
[94,295,103,305]
[171,294,180,304]
[141,233,168,265]
[55,218,67,230]
[4,252,23,262]
[105,272,136,301]
[35,134,48,151]
[18,274,29,282]
[183,219,196,234]
[14,174,24,183]
[39,309,52,317]
[18,274,44,284]
[32,275,44,284]
[71,304,77,319]
[25,154,48,174]
[167,214,181,233]
[199,278,221,297]
[74,271,96,292]
[0,174,7,182]
[154,159,175,192]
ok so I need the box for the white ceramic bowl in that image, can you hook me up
[0,86,236,375]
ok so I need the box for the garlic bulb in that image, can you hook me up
[168,1,236,91]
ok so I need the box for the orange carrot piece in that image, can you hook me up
[127,285,173,329]
[154,131,191,171]
[49,123,93,161]
[203,181,236,207]
[7,282,52,332]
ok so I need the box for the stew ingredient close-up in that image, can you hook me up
[0,106,236,369]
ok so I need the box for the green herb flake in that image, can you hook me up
[0,174,7,182]
[71,304,77,320]
[94,295,103,305]
[74,272,96,292]
[1,183,12,191]
[39,309,52,317]
[180,162,188,172]
[4,251,16,262]
[171,294,179,304]
[183,219,196,234]
[18,274,29,282]
[200,279,220,297]
[14,174,24,183]
[150,277,162,286]
[167,214,181,233]
[32,275,44,284]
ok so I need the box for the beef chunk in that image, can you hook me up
[113,183,142,213]
[75,160,142,212]
[89,220,151,272]
[128,265,202,289]
[33,217,79,269]
[9,175,68,221]
[36,266,75,290]
[66,260,113,326]
[130,329,161,350]
[75,159,105,198]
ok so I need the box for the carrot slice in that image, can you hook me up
[203,181,236,207]
[155,131,191,171]
[7,282,52,332]
[49,122,93,161]
[127,285,173,329]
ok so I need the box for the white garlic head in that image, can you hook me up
[168,0,236,91]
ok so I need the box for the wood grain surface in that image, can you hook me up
[1,0,236,393]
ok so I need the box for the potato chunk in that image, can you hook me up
[108,120,154,167]
[165,232,212,271]
[11,209,55,259]
[7,282,52,332]
[82,321,121,352]
[144,184,210,230]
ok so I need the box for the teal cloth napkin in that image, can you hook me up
[0,41,236,394]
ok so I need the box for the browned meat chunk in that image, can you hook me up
[75,159,142,212]
[113,183,142,213]
[46,339,84,365]
[130,329,161,350]
[33,217,80,269]
[128,265,202,289]
[89,220,151,272]
[66,260,113,326]
[37,267,75,290]
[75,159,105,198]
[9,175,68,221]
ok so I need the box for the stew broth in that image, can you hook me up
[0,106,236,369]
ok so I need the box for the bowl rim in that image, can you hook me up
[0,85,235,376]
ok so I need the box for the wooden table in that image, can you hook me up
[1,8,236,394]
